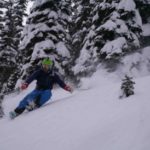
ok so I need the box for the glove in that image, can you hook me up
[64,85,73,93]
[21,83,28,90]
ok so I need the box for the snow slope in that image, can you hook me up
[143,24,150,36]
[0,71,150,150]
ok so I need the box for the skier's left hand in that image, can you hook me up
[64,85,73,93]
[21,83,28,90]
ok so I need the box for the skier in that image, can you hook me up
[9,58,73,119]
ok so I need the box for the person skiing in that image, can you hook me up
[9,58,73,119]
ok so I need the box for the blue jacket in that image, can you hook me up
[25,68,66,90]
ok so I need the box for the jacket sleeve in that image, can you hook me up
[54,73,66,88]
[25,70,40,84]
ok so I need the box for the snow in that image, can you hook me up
[134,10,142,28]
[99,16,129,34]
[32,0,48,10]
[143,24,150,36]
[48,11,58,19]
[118,0,136,11]
[56,42,70,58]
[72,30,95,75]
[20,23,51,50]
[92,12,99,23]
[23,1,34,25]
[99,20,116,31]
[119,46,150,78]
[72,42,91,75]
[101,37,128,58]
[26,1,34,15]
[28,28,70,61]
[1,0,150,149]
[99,2,112,10]
[31,40,55,60]
[29,9,50,20]
[1,70,150,150]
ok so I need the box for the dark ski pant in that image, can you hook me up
[15,89,52,114]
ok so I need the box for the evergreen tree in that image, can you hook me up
[0,0,17,95]
[0,0,17,117]
[71,0,96,78]
[0,0,5,50]
[0,0,28,117]
[0,0,17,66]
[93,0,143,60]
[135,0,150,24]
[13,0,28,47]
[0,3,4,114]
[72,0,143,77]
[1,0,28,95]
[2,0,28,93]
[18,0,72,81]
[71,0,95,58]
[120,75,135,98]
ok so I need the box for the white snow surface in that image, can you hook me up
[1,70,150,150]
[143,24,150,36]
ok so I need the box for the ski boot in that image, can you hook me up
[9,111,19,119]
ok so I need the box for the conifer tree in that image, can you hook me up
[0,0,17,66]
[13,0,28,47]
[71,0,96,78]
[0,0,5,48]
[0,0,28,117]
[135,0,150,24]
[2,0,28,93]
[72,0,143,77]
[19,0,72,81]
[120,75,135,98]
[0,0,17,95]
[71,0,94,56]
[93,0,142,60]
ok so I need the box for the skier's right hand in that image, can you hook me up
[64,85,73,93]
[21,83,28,90]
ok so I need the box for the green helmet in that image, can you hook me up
[42,58,53,66]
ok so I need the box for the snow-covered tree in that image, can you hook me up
[71,0,97,79]
[0,0,5,50]
[120,75,135,98]
[0,0,17,95]
[0,0,6,117]
[135,0,150,24]
[0,0,28,117]
[94,0,142,59]
[13,0,28,47]
[71,0,95,58]
[2,0,28,93]
[72,0,143,77]
[18,0,72,81]
[0,0,28,95]
[0,0,17,66]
